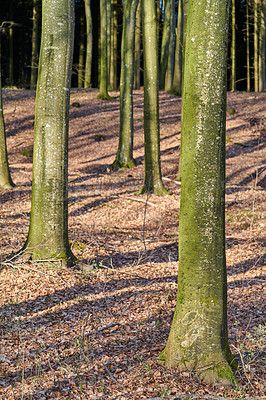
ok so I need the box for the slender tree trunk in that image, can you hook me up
[98,0,111,99]
[109,0,118,91]
[0,31,15,189]
[159,0,170,89]
[259,0,266,91]
[134,0,141,90]
[254,0,259,92]
[172,0,188,96]
[78,7,85,88]
[165,0,176,92]
[139,0,167,195]
[9,2,14,87]
[246,0,250,92]
[111,0,139,170]
[231,0,236,91]
[107,0,112,89]
[159,0,237,385]
[30,0,40,90]
[22,0,75,265]
[84,0,93,88]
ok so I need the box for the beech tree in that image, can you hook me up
[98,0,111,99]
[159,0,237,385]
[111,0,139,170]
[140,0,167,195]
[30,0,40,90]
[22,0,75,265]
[0,24,15,189]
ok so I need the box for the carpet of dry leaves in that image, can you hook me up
[0,89,265,400]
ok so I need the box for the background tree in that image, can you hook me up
[140,0,167,195]
[134,0,141,90]
[259,0,266,91]
[30,0,41,90]
[231,0,236,91]
[0,24,15,189]
[112,0,139,170]
[109,0,118,91]
[84,0,93,88]
[159,0,237,385]
[22,0,75,265]
[98,0,112,99]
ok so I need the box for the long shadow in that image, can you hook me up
[227,253,266,276]
[226,137,266,160]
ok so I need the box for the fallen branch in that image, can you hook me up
[102,362,123,388]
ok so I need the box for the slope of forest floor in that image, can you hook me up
[0,89,265,400]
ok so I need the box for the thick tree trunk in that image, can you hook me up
[30,0,40,90]
[84,0,93,88]
[139,0,167,195]
[111,0,139,170]
[0,31,15,189]
[159,0,237,385]
[22,0,75,265]
[134,0,141,90]
[98,0,111,99]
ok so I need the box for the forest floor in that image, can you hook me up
[0,89,265,400]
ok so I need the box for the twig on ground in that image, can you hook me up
[102,361,123,388]
[231,344,254,389]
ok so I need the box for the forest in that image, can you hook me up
[0,0,265,399]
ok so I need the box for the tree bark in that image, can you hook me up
[84,0,93,88]
[246,0,250,92]
[98,0,111,99]
[259,0,266,91]
[231,0,236,91]
[254,0,259,92]
[159,0,237,385]
[134,0,141,90]
[165,0,176,92]
[0,29,15,189]
[22,0,75,265]
[109,0,118,91]
[159,0,171,90]
[139,0,167,195]
[30,0,40,91]
[111,0,139,170]
[78,6,85,88]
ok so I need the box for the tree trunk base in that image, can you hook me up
[111,157,136,171]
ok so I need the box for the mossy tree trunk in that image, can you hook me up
[159,0,237,385]
[0,29,15,189]
[98,0,111,99]
[134,0,141,90]
[84,0,93,88]
[139,0,167,195]
[111,0,139,170]
[22,0,75,265]
[159,0,171,90]
[30,0,41,90]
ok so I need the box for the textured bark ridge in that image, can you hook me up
[159,0,237,385]
[21,0,75,265]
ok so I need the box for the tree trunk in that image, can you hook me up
[84,0,93,88]
[109,0,118,91]
[107,0,112,89]
[159,0,170,90]
[78,6,85,88]
[259,0,266,91]
[134,0,141,90]
[172,0,188,96]
[30,0,40,91]
[9,2,14,87]
[165,0,176,92]
[0,30,15,189]
[246,0,250,92]
[98,0,111,99]
[159,0,237,385]
[111,0,139,170]
[254,0,259,92]
[139,0,167,195]
[231,0,236,91]
[22,0,75,265]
